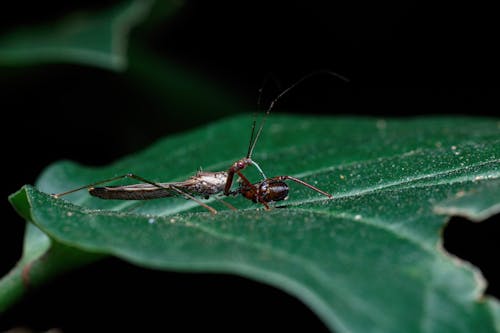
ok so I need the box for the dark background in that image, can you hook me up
[1,0,498,331]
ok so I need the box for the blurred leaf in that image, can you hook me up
[0,0,162,70]
[5,115,500,332]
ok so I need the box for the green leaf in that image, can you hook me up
[0,0,159,70]
[6,115,500,332]
[1,191,101,312]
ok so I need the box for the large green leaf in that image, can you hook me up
[0,0,159,70]
[5,115,500,332]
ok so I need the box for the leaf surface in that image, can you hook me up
[7,115,500,332]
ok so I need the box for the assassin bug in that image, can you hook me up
[52,70,348,213]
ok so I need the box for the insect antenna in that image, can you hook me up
[245,115,257,159]
[247,70,349,159]
[256,73,283,111]
[246,73,283,159]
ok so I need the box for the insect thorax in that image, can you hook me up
[189,171,228,195]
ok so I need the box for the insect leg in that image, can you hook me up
[52,173,144,198]
[102,174,218,214]
[213,195,237,211]
[224,169,237,195]
[236,171,270,210]
[165,184,218,214]
[271,175,333,198]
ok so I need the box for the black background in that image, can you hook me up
[1,0,498,331]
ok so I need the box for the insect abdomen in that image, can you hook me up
[89,186,174,200]
[261,181,289,202]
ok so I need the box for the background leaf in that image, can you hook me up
[0,0,157,70]
[6,115,500,332]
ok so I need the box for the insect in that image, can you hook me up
[52,70,348,213]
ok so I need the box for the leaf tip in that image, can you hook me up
[8,185,33,220]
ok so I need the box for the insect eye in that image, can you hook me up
[237,161,245,168]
